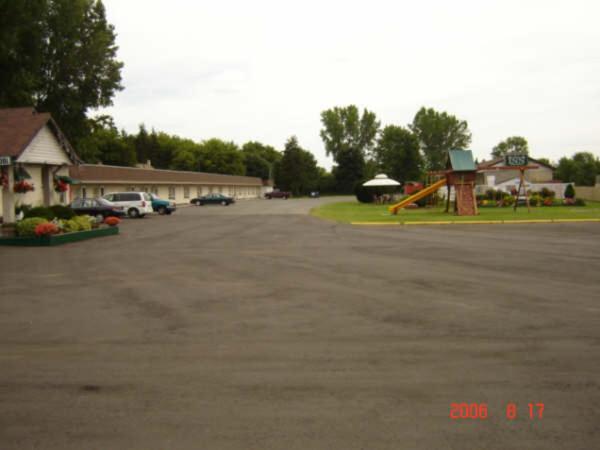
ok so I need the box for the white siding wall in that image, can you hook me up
[2,165,69,210]
[17,126,72,165]
[71,183,262,204]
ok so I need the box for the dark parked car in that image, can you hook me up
[264,189,291,199]
[190,193,235,206]
[70,197,125,219]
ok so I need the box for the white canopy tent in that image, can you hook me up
[362,174,401,187]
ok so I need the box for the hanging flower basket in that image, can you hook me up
[13,180,34,193]
[53,178,69,192]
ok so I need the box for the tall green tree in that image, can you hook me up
[0,0,47,106]
[197,139,245,175]
[242,141,282,179]
[409,107,471,171]
[320,105,380,193]
[374,125,423,183]
[277,137,319,196]
[491,136,529,158]
[77,115,136,166]
[0,0,123,146]
[556,152,600,186]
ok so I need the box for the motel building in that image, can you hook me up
[68,163,265,204]
[1,108,269,224]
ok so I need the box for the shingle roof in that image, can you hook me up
[477,157,555,170]
[0,108,52,158]
[0,107,80,163]
[69,164,263,186]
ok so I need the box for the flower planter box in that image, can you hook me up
[0,226,118,246]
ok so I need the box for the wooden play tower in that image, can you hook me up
[443,149,478,216]
[389,149,479,216]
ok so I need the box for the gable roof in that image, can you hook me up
[0,107,80,163]
[447,149,476,171]
[69,164,263,186]
[477,157,555,170]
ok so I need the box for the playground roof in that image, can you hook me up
[447,149,476,171]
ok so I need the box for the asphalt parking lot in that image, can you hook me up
[1,197,599,450]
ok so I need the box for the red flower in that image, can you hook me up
[34,222,59,236]
[54,180,68,192]
[13,180,34,193]
[104,216,121,227]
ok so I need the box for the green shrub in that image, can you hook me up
[16,217,48,236]
[49,204,75,220]
[564,184,575,199]
[530,195,541,206]
[574,198,586,206]
[15,204,32,216]
[62,219,81,233]
[502,195,515,206]
[354,181,374,203]
[485,189,498,200]
[23,206,54,221]
[540,187,556,199]
[73,215,92,231]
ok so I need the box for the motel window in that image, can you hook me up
[168,186,175,200]
[100,187,105,196]
[184,186,190,199]
[151,186,159,195]
[197,187,202,197]
[82,187,87,198]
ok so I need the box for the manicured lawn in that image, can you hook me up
[311,200,600,223]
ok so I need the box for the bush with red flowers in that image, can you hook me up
[104,216,121,227]
[13,180,34,193]
[34,222,59,236]
[542,197,554,206]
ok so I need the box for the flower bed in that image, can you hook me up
[1,214,120,246]
[0,226,118,246]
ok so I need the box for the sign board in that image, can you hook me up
[0,156,11,166]
[505,154,528,167]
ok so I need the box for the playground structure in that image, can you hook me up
[389,149,478,216]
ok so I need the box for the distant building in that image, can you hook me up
[69,163,266,204]
[476,157,569,198]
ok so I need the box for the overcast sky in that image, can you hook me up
[100,0,600,168]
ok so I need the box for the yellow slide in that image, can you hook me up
[389,178,447,215]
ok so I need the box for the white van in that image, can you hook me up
[103,192,154,218]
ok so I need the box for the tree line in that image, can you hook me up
[77,116,329,196]
[1,0,598,194]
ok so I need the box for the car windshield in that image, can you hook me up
[97,197,112,205]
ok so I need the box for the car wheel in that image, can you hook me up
[128,208,139,218]
[194,200,201,206]
[158,206,166,215]
[221,200,228,206]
